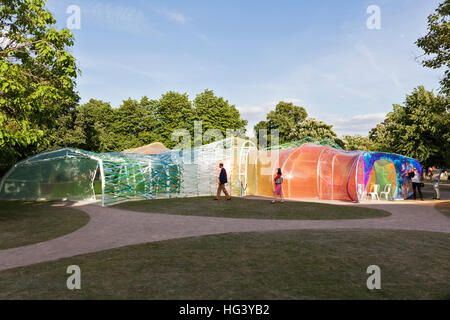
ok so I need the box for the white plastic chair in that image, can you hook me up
[369,184,380,200]
[357,184,367,200]
[380,184,391,200]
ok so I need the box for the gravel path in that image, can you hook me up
[0,199,449,272]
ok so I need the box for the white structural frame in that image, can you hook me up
[238,139,258,196]
[0,147,105,204]
[316,147,326,199]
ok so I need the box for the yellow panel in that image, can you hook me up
[257,151,275,197]
[246,150,258,195]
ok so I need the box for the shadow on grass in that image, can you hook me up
[435,201,450,218]
[0,229,448,300]
[113,196,391,220]
[0,201,90,250]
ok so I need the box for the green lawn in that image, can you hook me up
[113,197,390,220]
[0,229,448,300]
[0,201,90,250]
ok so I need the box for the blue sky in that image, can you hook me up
[46,0,444,136]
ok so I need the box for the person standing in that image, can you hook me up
[411,167,423,201]
[271,168,284,204]
[431,165,442,200]
[215,163,231,200]
[441,170,448,181]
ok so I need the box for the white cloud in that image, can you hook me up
[238,98,305,116]
[114,63,174,82]
[355,44,403,90]
[317,112,387,136]
[84,2,158,35]
[238,105,264,116]
[160,9,189,24]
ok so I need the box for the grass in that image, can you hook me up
[435,201,450,218]
[113,197,390,220]
[0,229,448,300]
[94,180,102,195]
[0,201,90,250]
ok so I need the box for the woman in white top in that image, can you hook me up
[411,168,423,201]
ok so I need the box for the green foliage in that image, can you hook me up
[48,90,248,153]
[254,101,308,146]
[0,0,79,174]
[48,99,116,152]
[416,0,450,95]
[265,137,343,151]
[369,86,450,167]
[154,91,195,148]
[288,117,344,148]
[194,89,248,144]
[254,102,342,147]
[342,134,374,151]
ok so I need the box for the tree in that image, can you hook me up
[134,96,161,146]
[0,0,79,173]
[369,86,450,168]
[416,0,450,95]
[288,117,344,147]
[193,89,248,144]
[112,98,156,151]
[154,91,195,148]
[342,134,374,151]
[254,101,307,146]
[48,99,116,152]
[48,90,249,152]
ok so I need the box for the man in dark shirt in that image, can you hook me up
[215,163,231,200]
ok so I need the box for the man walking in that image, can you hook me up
[431,165,442,200]
[215,163,231,200]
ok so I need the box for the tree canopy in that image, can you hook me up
[369,86,449,167]
[0,0,79,173]
[416,0,450,95]
[254,101,308,146]
[288,117,343,148]
[48,90,248,154]
[342,134,374,152]
[254,101,343,148]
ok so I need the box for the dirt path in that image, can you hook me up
[0,199,449,272]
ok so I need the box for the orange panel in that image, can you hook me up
[318,147,334,199]
[332,152,359,201]
[272,148,295,190]
[282,144,323,199]
[347,158,358,201]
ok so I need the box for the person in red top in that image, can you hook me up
[271,168,284,204]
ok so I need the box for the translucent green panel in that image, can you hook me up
[0,139,256,205]
[266,138,343,151]
[0,157,98,200]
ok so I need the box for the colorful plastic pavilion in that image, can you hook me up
[0,137,421,205]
